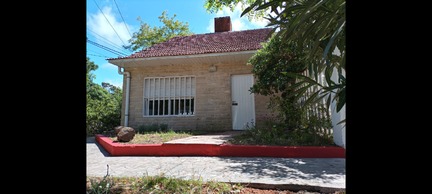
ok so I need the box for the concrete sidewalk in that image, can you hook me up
[164,131,241,144]
[86,137,345,191]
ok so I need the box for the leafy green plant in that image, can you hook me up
[230,123,289,146]
[86,58,122,137]
[204,0,346,125]
[159,123,169,132]
[126,11,193,51]
[137,123,170,134]
[245,35,334,143]
[87,165,114,194]
[286,128,335,146]
[102,173,238,193]
[304,104,333,134]
[110,130,192,144]
[229,121,335,146]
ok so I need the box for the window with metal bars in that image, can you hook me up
[143,76,195,116]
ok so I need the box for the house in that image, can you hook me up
[108,16,275,131]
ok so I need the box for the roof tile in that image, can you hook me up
[109,28,273,60]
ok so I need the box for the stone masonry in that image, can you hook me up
[119,59,275,131]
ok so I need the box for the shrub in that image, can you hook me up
[137,123,170,134]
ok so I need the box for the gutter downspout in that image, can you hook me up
[118,67,130,127]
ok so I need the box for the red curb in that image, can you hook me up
[95,135,345,158]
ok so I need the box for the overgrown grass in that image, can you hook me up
[228,125,336,146]
[87,174,242,194]
[109,130,192,144]
[87,174,114,194]
[108,127,335,146]
[105,120,335,146]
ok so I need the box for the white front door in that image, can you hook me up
[231,74,255,130]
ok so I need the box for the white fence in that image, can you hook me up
[299,70,333,137]
[298,68,346,147]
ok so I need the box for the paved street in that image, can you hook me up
[87,137,345,189]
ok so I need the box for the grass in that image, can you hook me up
[87,173,242,194]
[227,128,336,146]
[109,130,192,144]
[227,126,336,146]
[86,173,346,194]
[108,127,335,146]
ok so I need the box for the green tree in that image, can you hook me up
[86,56,98,89]
[250,35,308,130]
[204,0,267,20]
[126,11,193,51]
[86,57,122,136]
[205,0,345,115]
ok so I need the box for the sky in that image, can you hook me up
[86,0,269,88]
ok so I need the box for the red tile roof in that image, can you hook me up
[109,28,273,60]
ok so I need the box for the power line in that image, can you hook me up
[87,28,126,50]
[87,49,113,58]
[87,28,131,54]
[113,0,132,38]
[87,53,112,58]
[87,48,104,55]
[93,0,127,46]
[87,37,128,57]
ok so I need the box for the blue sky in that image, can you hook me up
[86,0,269,87]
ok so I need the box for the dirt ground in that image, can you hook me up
[87,179,344,194]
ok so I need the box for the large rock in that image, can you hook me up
[116,127,136,142]
[114,126,124,135]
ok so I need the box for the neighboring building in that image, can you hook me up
[108,16,275,131]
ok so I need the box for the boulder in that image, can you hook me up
[114,126,124,135]
[116,127,135,142]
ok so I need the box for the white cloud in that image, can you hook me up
[249,17,269,28]
[104,78,123,88]
[97,63,123,88]
[206,19,214,32]
[206,3,269,32]
[101,63,118,71]
[87,6,133,48]
[231,18,246,31]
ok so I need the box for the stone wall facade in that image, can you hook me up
[120,60,275,131]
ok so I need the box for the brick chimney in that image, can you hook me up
[214,16,231,32]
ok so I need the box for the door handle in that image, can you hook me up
[232,101,238,106]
